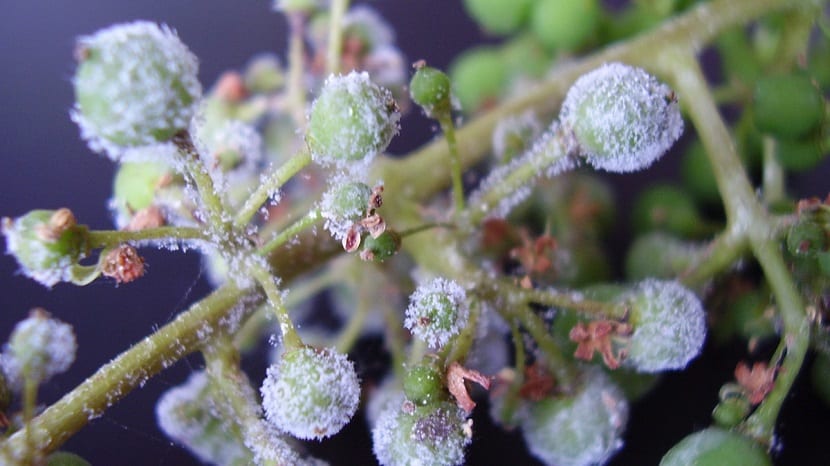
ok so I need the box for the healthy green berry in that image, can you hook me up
[680,139,721,204]
[372,400,470,466]
[625,232,702,280]
[261,346,360,440]
[520,369,628,466]
[712,396,751,428]
[2,209,88,287]
[111,161,179,228]
[1,309,77,391]
[753,73,824,139]
[360,230,401,263]
[462,0,534,35]
[660,427,771,466]
[403,363,445,406]
[410,65,452,118]
[449,47,508,114]
[72,21,202,159]
[728,291,775,341]
[531,0,600,51]
[560,62,684,173]
[776,137,828,172]
[307,71,400,167]
[631,184,704,237]
[499,33,551,80]
[404,278,470,349]
[244,53,284,94]
[620,279,706,373]
[46,452,92,466]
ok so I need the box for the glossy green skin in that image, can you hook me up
[462,0,534,35]
[753,73,824,139]
[449,47,507,113]
[410,66,452,117]
[403,364,445,406]
[113,162,173,212]
[631,185,703,237]
[776,137,827,172]
[531,0,600,50]
[660,428,771,466]
[361,230,401,262]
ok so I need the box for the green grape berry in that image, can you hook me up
[410,64,452,118]
[712,396,751,428]
[787,217,828,258]
[261,346,360,440]
[680,139,721,204]
[625,232,702,281]
[500,33,551,80]
[462,0,534,36]
[46,452,92,466]
[307,71,400,167]
[449,47,508,114]
[620,279,706,373]
[729,291,775,341]
[403,363,445,406]
[631,184,704,237]
[72,21,202,159]
[111,161,178,228]
[660,427,771,466]
[520,369,629,466]
[2,209,89,287]
[372,400,470,466]
[244,53,284,94]
[360,230,401,263]
[560,63,683,173]
[531,0,600,51]
[321,180,373,240]
[1,309,77,390]
[753,73,824,140]
[776,137,828,172]
[404,278,470,349]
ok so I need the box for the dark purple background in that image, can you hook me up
[1,1,828,465]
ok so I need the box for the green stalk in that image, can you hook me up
[258,209,321,256]
[326,0,350,76]
[437,114,465,215]
[234,148,312,228]
[87,226,209,248]
[250,263,303,349]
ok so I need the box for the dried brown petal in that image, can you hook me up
[101,245,145,284]
[447,362,491,413]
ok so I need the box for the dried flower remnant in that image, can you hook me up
[101,245,145,284]
[569,320,632,369]
[446,362,491,413]
[735,361,777,405]
[518,363,557,402]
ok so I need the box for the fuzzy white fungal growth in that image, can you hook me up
[492,111,543,163]
[156,372,255,466]
[72,21,202,159]
[306,71,400,169]
[622,279,707,372]
[261,346,360,440]
[521,368,629,466]
[320,179,373,241]
[344,5,396,51]
[1,309,77,391]
[404,278,470,349]
[372,400,471,466]
[560,62,683,173]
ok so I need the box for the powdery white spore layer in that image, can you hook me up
[560,62,683,173]
[1,311,76,390]
[624,279,706,372]
[72,21,202,159]
[521,368,629,466]
[261,346,360,440]
[320,179,372,241]
[404,278,469,349]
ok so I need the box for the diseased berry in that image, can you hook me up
[320,180,373,241]
[560,62,683,173]
[404,278,470,350]
[307,71,400,167]
[1,309,77,391]
[520,368,628,466]
[372,400,471,466]
[660,427,771,466]
[72,21,202,159]
[261,346,360,440]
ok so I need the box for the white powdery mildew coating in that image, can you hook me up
[521,369,629,466]
[193,118,264,189]
[344,5,396,50]
[307,71,400,170]
[3,227,74,288]
[319,177,372,241]
[72,21,202,159]
[624,279,706,372]
[1,312,76,390]
[491,111,543,162]
[404,278,470,349]
[372,401,470,466]
[156,372,254,466]
[260,346,360,440]
[560,62,683,173]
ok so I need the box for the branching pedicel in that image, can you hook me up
[1,0,829,465]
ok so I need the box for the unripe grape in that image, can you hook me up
[520,369,628,466]
[680,140,720,204]
[320,180,373,240]
[787,218,828,258]
[560,62,683,173]
[72,21,201,159]
[753,73,824,139]
[531,0,600,51]
[244,53,284,94]
[462,0,534,35]
[621,279,706,372]
[449,47,508,114]
[273,0,323,14]
[660,427,771,466]
[500,34,551,80]
[307,71,400,167]
[625,232,702,281]
[360,230,401,263]
[776,137,827,172]
[2,209,88,287]
[409,65,452,118]
[631,184,704,237]
[261,346,360,440]
[372,400,470,466]
[1,309,76,390]
[404,278,470,350]
[403,363,445,406]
